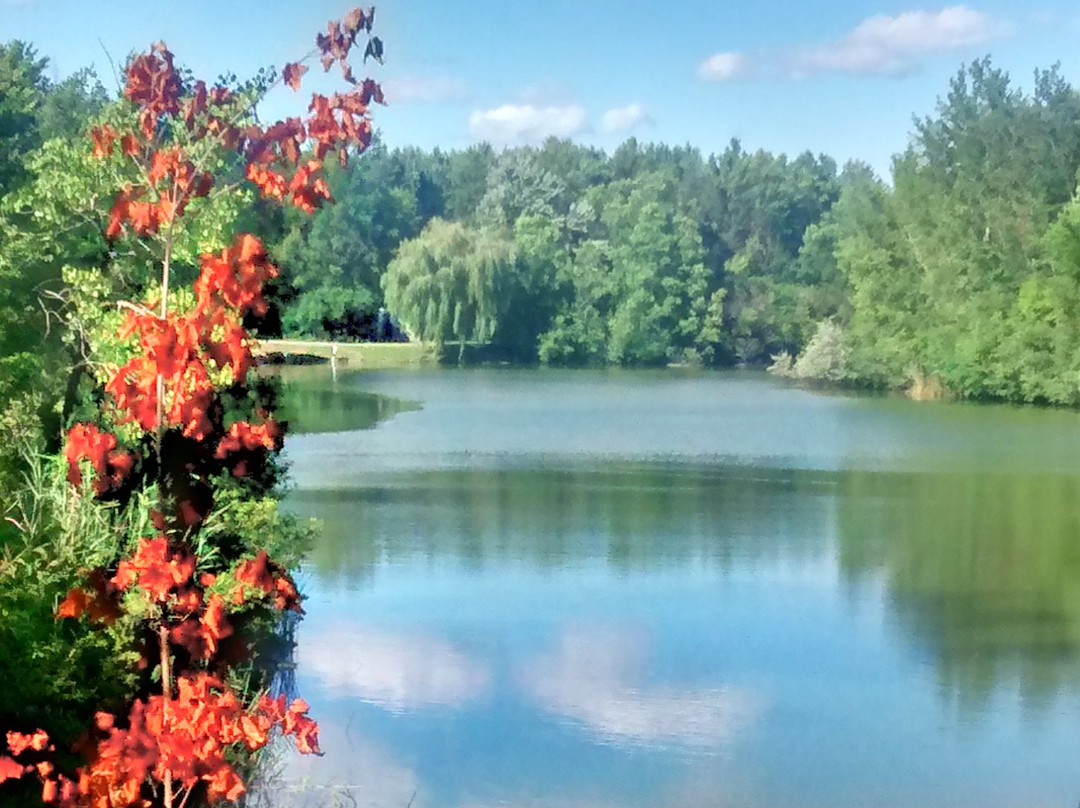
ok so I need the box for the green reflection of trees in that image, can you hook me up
[274,374,420,435]
[836,470,1080,713]
[288,458,1080,713]
[285,465,837,584]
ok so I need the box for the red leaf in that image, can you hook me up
[283,62,308,92]
[7,730,50,756]
[89,125,118,159]
[343,7,365,34]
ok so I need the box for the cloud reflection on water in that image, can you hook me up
[300,624,491,711]
[254,716,421,808]
[521,626,762,750]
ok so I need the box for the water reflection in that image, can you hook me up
[300,624,490,711]
[278,368,1080,807]
[269,365,419,435]
[835,470,1080,713]
[289,465,836,583]
[522,627,761,749]
[258,720,421,808]
[287,463,1080,715]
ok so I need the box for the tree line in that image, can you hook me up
[7,41,1080,409]
[263,58,1080,405]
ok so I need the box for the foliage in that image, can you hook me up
[260,57,1080,404]
[0,43,109,490]
[261,135,843,367]
[272,144,421,339]
[1,456,141,748]
[791,320,851,382]
[0,8,383,807]
[0,41,48,195]
[8,44,1080,415]
[831,59,1080,403]
[382,218,515,361]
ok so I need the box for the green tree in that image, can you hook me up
[493,213,568,361]
[0,41,48,196]
[382,218,516,361]
[444,143,495,221]
[831,58,1080,401]
[0,47,110,490]
[273,143,421,338]
[476,148,569,230]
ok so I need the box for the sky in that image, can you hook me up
[4,0,1080,177]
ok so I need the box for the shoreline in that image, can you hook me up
[255,339,437,369]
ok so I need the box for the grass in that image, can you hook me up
[255,339,437,369]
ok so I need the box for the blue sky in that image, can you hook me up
[4,0,1080,176]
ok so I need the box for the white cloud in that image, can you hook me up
[299,625,490,712]
[700,6,1004,81]
[794,6,1002,76]
[601,103,652,134]
[698,52,750,82]
[521,627,762,749]
[382,76,469,104]
[468,103,588,144]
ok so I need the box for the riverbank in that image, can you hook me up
[255,339,436,369]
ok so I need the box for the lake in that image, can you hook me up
[271,366,1080,808]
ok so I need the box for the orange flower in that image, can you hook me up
[215,420,279,459]
[48,15,383,803]
[199,594,232,657]
[195,234,279,318]
[6,729,50,758]
[246,163,286,199]
[288,159,333,213]
[231,551,304,612]
[107,308,220,439]
[120,133,141,156]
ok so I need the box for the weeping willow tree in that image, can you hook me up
[382,217,516,362]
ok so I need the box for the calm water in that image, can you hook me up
[272,367,1080,808]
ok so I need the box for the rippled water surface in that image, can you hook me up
[273,366,1080,808]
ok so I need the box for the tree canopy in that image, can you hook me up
[8,46,1080,405]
